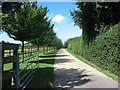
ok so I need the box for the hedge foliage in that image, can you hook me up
[68,37,83,55]
[67,24,119,75]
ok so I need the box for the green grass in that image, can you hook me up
[3,49,58,88]
[66,49,118,81]
[26,50,58,88]
[4,51,41,71]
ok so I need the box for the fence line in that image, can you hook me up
[1,43,19,88]
[18,51,39,90]
[1,42,39,89]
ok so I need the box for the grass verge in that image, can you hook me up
[66,49,118,81]
[26,50,58,89]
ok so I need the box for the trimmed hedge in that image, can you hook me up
[67,23,119,75]
[68,37,83,55]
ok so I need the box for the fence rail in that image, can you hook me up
[1,42,19,89]
[1,42,39,89]
[19,51,39,90]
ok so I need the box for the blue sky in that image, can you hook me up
[0,2,82,44]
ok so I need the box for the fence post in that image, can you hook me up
[37,52,39,69]
[16,59,20,89]
[13,49,20,89]
[1,43,20,89]
[0,43,2,90]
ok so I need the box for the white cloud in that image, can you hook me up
[52,14,66,23]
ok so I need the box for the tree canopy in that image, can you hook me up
[2,2,62,52]
[71,2,120,44]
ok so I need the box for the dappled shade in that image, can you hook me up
[52,68,92,89]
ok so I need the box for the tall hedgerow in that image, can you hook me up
[67,24,119,75]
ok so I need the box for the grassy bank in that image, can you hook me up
[66,49,118,81]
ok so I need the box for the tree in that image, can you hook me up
[52,37,63,49]
[96,2,120,28]
[2,2,48,53]
[2,2,30,52]
[71,2,99,44]
[2,2,22,13]
[0,2,22,32]
[29,16,56,51]
[71,2,120,44]
[2,1,62,54]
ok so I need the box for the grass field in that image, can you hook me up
[66,49,118,81]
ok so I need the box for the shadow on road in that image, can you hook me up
[52,68,93,89]
[30,53,71,64]
[29,58,72,64]
[39,54,68,58]
[29,51,93,89]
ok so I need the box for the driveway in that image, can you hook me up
[52,49,118,89]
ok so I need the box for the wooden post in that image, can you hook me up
[15,55,20,89]
[13,49,20,89]
[0,43,2,90]
[1,43,19,89]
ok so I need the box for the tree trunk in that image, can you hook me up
[43,47,45,54]
[37,45,39,51]
[48,47,49,51]
[46,46,48,52]
[21,41,24,61]
[21,41,24,53]
[44,47,46,53]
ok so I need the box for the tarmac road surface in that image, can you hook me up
[52,49,119,89]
